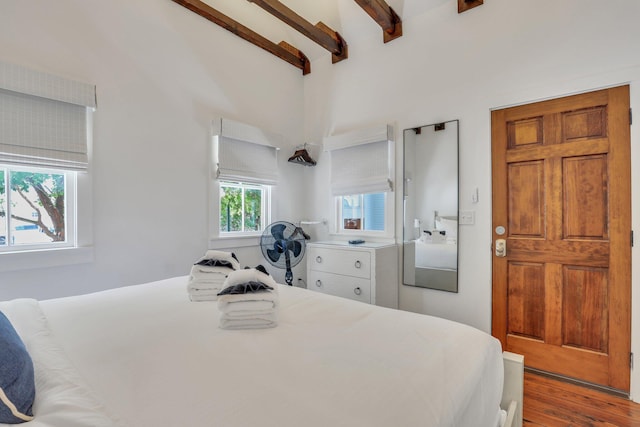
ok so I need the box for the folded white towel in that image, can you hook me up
[189,268,227,287]
[218,298,278,316]
[216,267,280,328]
[188,280,225,300]
[220,267,278,292]
[189,293,219,302]
[195,250,241,271]
[188,279,224,291]
[187,266,229,300]
[219,312,277,330]
[217,268,279,311]
[190,264,232,278]
[218,293,278,312]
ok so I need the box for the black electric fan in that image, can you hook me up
[260,221,308,286]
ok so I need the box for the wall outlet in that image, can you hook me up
[459,210,475,225]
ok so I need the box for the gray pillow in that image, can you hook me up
[0,311,35,424]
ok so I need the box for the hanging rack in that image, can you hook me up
[288,143,317,166]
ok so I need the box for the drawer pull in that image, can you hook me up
[316,256,323,263]
[354,260,362,269]
[315,280,322,287]
[354,287,362,295]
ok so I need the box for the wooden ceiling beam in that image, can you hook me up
[458,0,483,13]
[247,0,348,64]
[171,0,310,75]
[353,0,402,43]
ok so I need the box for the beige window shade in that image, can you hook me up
[325,124,394,196]
[213,118,280,186]
[0,60,96,171]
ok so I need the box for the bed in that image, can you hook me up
[1,276,522,427]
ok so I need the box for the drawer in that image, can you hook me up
[308,247,371,279]
[308,271,371,304]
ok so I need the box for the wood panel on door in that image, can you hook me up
[492,86,631,392]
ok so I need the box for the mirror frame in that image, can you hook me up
[402,119,459,292]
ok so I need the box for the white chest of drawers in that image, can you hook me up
[306,242,398,308]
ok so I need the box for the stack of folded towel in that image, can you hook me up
[217,265,279,330]
[187,250,240,302]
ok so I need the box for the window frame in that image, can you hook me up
[210,179,274,247]
[0,164,92,273]
[218,180,270,237]
[0,165,77,253]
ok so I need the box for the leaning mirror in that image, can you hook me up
[403,120,459,292]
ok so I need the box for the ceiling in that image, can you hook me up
[171,0,479,74]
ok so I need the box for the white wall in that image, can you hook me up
[304,0,640,398]
[0,0,307,299]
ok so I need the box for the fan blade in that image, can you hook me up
[287,240,303,257]
[266,248,282,263]
[270,223,286,240]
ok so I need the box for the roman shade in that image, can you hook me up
[213,118,280,186]
[0,60,96,171]
[325,124,394,196]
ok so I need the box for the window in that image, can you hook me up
[0,60,95,264]
[339,193,385,232]
[210,118,280,243]
[325,124,395,238]
[219,181,269,234]
[335,191,392,236]
[0,166,75,250]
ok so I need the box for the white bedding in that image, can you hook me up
[415,240,458,270]
[1,276,504,427]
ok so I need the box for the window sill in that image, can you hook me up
[0,246,94,273]
[208,235,261,249]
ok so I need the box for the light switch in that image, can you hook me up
[459,210,475,225]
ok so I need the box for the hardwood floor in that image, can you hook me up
[523,371,640,426]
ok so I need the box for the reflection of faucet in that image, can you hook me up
[433,210,439,229]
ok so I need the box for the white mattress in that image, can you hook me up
[1,276,503,427]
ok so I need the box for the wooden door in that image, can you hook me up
[491,86,632,392]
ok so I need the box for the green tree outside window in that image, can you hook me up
[0,169,65,243]
[220,182,263,233]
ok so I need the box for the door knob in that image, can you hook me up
[495,239,506,257]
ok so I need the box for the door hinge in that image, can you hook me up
[632,230,635,247]
[630,108,633,125]
[631,352,634,369]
